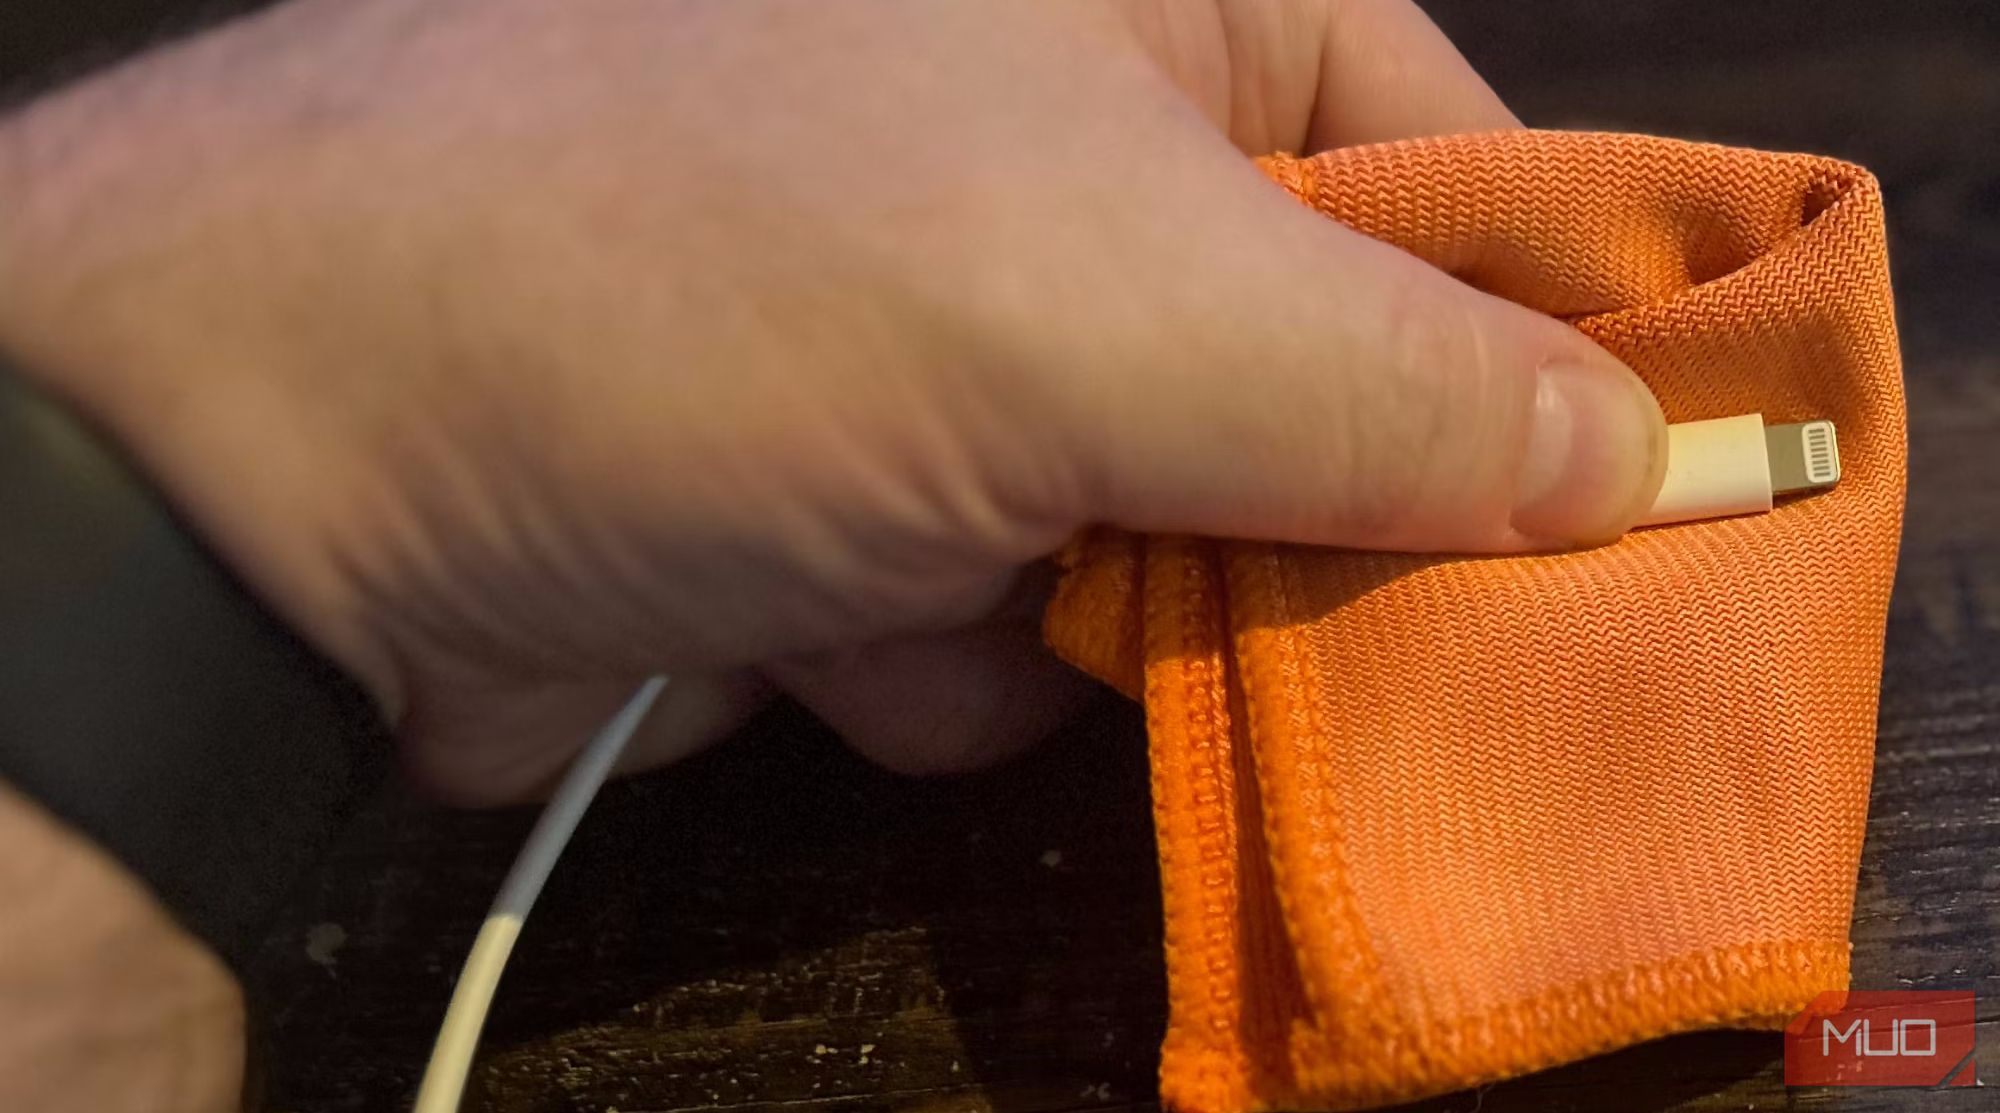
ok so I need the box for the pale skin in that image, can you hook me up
[0,1,1668,1108]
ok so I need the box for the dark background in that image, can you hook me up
[4,2,1998,1111]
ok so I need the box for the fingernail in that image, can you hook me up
[1512,360,1667,543]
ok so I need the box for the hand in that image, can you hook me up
[0,2,1672,1108]
[0,0,1666,794]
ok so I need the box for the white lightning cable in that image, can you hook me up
[412,675,669,1113]
[1638,414,1841,526]
[397,418,1835,1109]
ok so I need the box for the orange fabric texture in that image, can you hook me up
[1044,130,1904,1112]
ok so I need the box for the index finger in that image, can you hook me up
[1111,0,1518,154]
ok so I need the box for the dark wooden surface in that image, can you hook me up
[7,2,1998,1111]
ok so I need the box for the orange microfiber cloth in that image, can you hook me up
[1044,130,1904,1112]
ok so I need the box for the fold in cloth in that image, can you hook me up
[1045,130,1905,1112]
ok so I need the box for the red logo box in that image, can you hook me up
[1785,990,1978,1088]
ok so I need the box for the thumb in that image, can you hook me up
[1040,163,1668,553]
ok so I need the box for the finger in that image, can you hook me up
[769,629,1100,777]
[1110,0,1516,155]
[1305,0,1518,148]
[1030,174,1668,553]
[399,669,772,807]
[765,571,1100,776]
[612,668,775,776]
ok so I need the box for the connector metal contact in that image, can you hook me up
[1765,420,1841,495]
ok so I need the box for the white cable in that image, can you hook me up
[1636,414,1841,527]
[412,675,669,1113]
[399,419,1839,1108]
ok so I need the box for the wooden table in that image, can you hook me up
[12,2,1992,1111]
